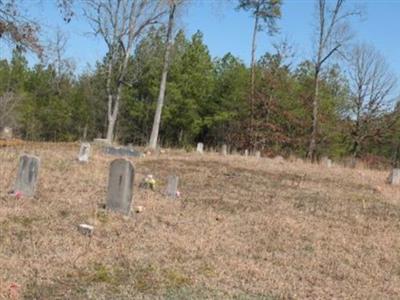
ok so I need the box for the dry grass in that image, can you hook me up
[1,142,400,299]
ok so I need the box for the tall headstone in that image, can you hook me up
[221,144,227,156]
[106,159,135,215]
[197,143,204,154]
[244,149,249,157]
[255,151,261,159]
[14,155,40,197]
[165,175,179,198]
[78,143,91,163]
[388,169,400,185]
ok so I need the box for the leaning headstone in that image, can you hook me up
[221,144,227,156]
[78,143,91,163]
[196,143,204,154]
[165,175,179,198]
[255,151,261,159]
[387,169,400,185]
[106,159,135,215]
[104,146,142,157]
[14,155,40,197]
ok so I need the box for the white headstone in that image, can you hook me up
[196,143,204,154]
[255,151,261,159]
[244,149,249,157]
[106,159,135,215]
[14,155,40,197]
[221,144,227,156]
[388,169,400,185]
[78,143,91,163]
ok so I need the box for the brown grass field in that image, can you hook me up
[1,142,400,299]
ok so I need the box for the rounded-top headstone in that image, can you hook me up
[106,159,135,215]
[14,154,40,197]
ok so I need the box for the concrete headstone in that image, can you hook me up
[14,154,40,197]
[78,143,91,163]
[106,159,135,215]
[244,149,249,157]
[255,151,261,159]
[197,143,204,154]
[165,175,179,198]
[388,169,400,185]
[221,144,227,156]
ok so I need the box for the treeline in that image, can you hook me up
[1,26,399,162]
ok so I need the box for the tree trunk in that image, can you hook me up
[249,13,259,147]
[308,66,320,162]
[149,2,176,150]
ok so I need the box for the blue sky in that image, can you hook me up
[1,0,399,94]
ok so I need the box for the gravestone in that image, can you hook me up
[321,156,332,168]
[165,175,179,198]
[78,143,91,163]
[0,127,13,140]
[104,146,142,157]
[106,159,135,215]
[244,149,249,157]
[14,155,40,197]
[388,169,400,185]
[255,151,261,159]
[197,143,204,154]
[93,138,110,146]
[221,144,227,156]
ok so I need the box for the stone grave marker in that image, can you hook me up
[221,144,227,156]
[255,151,261,159]
[104,146,142,157]
[0,127,13,139]
[244,149,249,157]
[197,143,204,154]
[165,175,179,198]
[106,159,135,215]
[14,154,40,197]
[321,156,333,168]
[78,143,91,163]
[388,169,400,185]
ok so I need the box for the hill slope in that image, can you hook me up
[1,143,400,299]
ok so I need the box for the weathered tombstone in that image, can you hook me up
[106,159,135,215]
[78,143,91,163]
[93,138,110,146]
[321,156,332,168]
[244,149,249,157]
[165,175,179,198]
[387,169,400,185]
[14,155,40,197]
[255,151,261,159]
[0,127,13,140]
[197,143,204,154]
[104,146,142,157]
[221,144,227,156]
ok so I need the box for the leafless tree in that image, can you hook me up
[84,0,166,143]
[347,44,397,157]
[149,0,186,150]
[308,0,360,161]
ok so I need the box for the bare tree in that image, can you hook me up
[347,44,397,157]
[236,0,281,147]
[84,0,166,143]
[149,0,186,150]
[308,0,359,161]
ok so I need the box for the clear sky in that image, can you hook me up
[1,0,399,94]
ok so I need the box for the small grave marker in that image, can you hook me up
[106,159,135,215]
[221,144,227,156]
[388,169,400,185]
[165,175,179,198]
[255,151,261,159]
[14,155,40,197]
[197,143,204,154]
[244,149,249,157]
[78,143,91,163]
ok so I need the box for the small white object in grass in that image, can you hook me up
[78,224,94,236]
[135,206,145,213]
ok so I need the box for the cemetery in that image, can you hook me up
[1,142,400,298]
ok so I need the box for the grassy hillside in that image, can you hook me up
[1,143,400,299]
